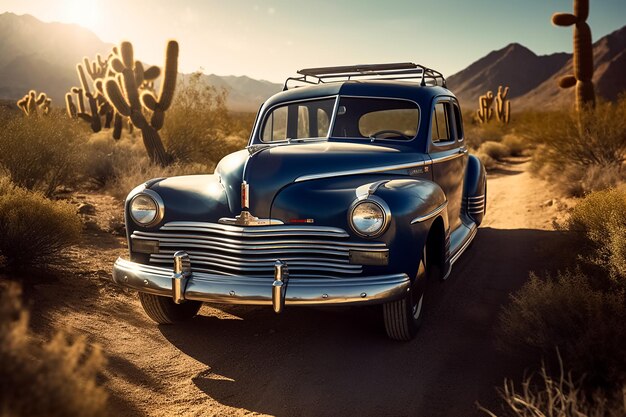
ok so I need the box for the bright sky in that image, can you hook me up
[1,0,625,83]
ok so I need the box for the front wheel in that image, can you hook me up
[383,247,427,341]
[138,292,202,324]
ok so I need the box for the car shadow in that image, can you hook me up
[159,227,572,417]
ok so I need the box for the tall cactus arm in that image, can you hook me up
[552,13,577,26]
[77,63,91,94]
[105,78,131,117]
[158,40,179,110]
[143,66,161,81]
[120,41,134,69]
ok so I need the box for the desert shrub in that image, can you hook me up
[566,186,626,280]
[498,270,626,390]
[475,151,498,171]
[501,134,528,157]
[478,141,510,161]
[479,357,625,417]
[464,116,511,149]
[162,72,249,165]
[0,283,107,416]
[525,97,626,194]
[0,177,81,269]
[0,109,87,196]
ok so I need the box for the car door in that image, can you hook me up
[428,98,467,232]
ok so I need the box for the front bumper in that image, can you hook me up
[112,257,410,308]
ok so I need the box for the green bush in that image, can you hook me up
[478,141,510,161]
[0,283,107,416]
[0,177,81,269]
[567,186,626,281]
[498,270,626,390]
[0,109,87,196]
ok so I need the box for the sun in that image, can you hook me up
[61,0,100,32]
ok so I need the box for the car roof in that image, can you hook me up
[262,80,454,110]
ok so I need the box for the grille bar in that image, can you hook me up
[134,221,386,279]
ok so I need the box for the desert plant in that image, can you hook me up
[501,135,527,156]
[0,110,87,196]
[162,72,247,164]
[526,97,626,180]
[478,141,510,161]
[552,0,595,115]
[498,270,626,390]
[494,86,511,124]
[566,186,626,280]
[477,91,495,124]
[0,177,82,269]
[16,90,51,116]
[0,283,107,416]
[478,355,626,417]
[104,40,177,166]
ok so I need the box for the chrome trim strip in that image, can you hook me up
[160,221,349,236]
[410,201,448,224]
[113,258,410,306]
[450,225,478,265]
[294,160,429,183]
[430,151,465,164]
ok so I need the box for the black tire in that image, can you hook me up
[138,292,202,324]
[383,246,428,341]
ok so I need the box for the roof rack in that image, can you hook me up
[283,62,447,91]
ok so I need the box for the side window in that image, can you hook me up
[431,102,454,144]
[263,106,288,142]
[261,98,334,142]
[453,104,463,141]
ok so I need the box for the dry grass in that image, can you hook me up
[162,72,249,165]
[566,186,626,281]
[498,270,626,390]
[0,283,107,416]
[478,354,626,417]
[0,177,81,269]
[0,109,87,196]
[525,97,626,195]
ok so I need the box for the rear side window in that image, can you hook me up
[453,104,463,140]
[431,102,453,143]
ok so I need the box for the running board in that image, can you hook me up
[443,223,478,280]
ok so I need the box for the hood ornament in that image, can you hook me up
[219,181,284,226]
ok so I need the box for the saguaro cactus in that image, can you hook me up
[476,91,495,124]
[494,85,511,124]
[105,41,175,166]
[552,0,595,113]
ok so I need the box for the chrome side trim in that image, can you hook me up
[430,151,465,164]
[450,225,477,265]
[295,160,429,183]
[410,201,448,224]
[113,257,410,306]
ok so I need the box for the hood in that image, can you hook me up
[236,141,425,218]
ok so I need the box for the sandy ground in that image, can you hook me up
[15,158,575,417]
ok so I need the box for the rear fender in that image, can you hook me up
[463,154,487,225]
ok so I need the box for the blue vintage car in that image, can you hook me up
[112,63,486,340]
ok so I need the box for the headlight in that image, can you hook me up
[129,190,164,226]
[349,197,390,238]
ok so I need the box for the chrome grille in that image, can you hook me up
[132,221,386,279]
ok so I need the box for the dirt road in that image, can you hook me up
[26,160,572,417]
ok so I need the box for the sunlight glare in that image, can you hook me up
[62,0,100,31]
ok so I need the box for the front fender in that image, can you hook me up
[270,176,447,278]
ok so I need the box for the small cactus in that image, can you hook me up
[552,0,595,113]
[476,91,495,124]
[16,90,51,116]
[494,85,511,124]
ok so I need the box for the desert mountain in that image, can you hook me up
[447,25,626,111]
[0,12,281,112]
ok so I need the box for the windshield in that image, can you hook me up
[260,96,419,143]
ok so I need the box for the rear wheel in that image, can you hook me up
[383,246,428,341]
[138,292,202,324]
